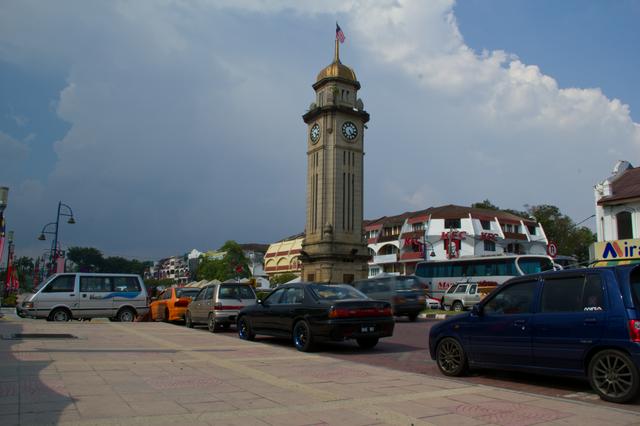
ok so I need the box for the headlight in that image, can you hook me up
[22,302,34,309]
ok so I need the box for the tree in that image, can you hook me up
[528,205,595,263]
[67,247,104,272]
[473,201,596,263]
[197,240,250,281]
[270,272,297,286]
[14,256,34,291]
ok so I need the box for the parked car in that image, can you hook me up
[440,281,481,312]
[236,282,395,352]
[149,287,200,322]
[429,265,640,403]
[426,297,441,310]
[17,273,148,322]
[185,283,257,331]
[353,275,426,321]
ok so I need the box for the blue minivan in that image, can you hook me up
[429,265,640,403]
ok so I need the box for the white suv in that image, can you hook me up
[441,282,481,312]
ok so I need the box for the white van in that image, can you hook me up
[17,273,149,322]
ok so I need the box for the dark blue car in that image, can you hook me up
[428,265,640,403]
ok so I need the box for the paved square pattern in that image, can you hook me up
[1,315,639,425]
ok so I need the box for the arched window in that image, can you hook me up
[616,211,633,240]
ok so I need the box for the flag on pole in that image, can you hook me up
[5,243,13,293]
[0,211,5,266]
[336,23,345,43]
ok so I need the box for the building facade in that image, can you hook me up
[264,234,303,279]
[300,38,370,283]
[594,161,640,242]
[366,205,549,277]
[592,161,640,264]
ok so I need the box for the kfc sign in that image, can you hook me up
[440,231,467,240]
[480,232,498,242]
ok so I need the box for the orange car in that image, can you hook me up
[150,287,201,322]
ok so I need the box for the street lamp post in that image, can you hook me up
[422,239,436,260]
[38,201,75,276]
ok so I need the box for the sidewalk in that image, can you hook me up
[1,312,639,425]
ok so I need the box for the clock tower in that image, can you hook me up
[301,38,370,283]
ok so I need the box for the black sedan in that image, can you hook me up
[236,283,395,352]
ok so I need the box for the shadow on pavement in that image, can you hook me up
[0,315,74,425]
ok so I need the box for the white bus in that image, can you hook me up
[414,255,555,300]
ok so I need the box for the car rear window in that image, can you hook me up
[219,285,255,299]
[394,277,421,291]
[176,288,200,298]
[310,285,367,300]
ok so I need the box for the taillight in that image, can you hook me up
[328,306,392,318]
[629,320,640,342]
[213,303,244,311]
[175,298,189,307]
[393,296,406,304]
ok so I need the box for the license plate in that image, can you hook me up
[361,325,375,333]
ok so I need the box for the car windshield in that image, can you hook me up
[176,288,200,298]
[310,284,367,300]
[394,277,421,291]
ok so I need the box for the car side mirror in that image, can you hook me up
[471,304,482,316]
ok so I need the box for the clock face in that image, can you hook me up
[310,123,320,143]
[341,121,358,141]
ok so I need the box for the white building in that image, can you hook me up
[594,161,640,242]
[366,205,548,277]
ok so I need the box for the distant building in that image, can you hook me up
[366,205,548,277]
[264,233,304,279]
[266,205,549,279]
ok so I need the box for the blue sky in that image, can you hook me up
[1,1,638,260]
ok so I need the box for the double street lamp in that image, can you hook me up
[38,201,76,275]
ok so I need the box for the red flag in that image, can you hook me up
[336,23,345,44]
[0,211,5,266]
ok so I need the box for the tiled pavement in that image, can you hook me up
[1,313,640,425]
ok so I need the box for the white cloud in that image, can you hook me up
[0,0,638,258]
[0,130,29,166]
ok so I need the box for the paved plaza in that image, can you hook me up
[1,311,640,425]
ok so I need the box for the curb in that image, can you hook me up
[419,313,447,320]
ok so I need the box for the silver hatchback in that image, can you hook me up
[185,283,256,332]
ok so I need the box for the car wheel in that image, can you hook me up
[49,308,70,322]
[442,303,450,311]
[452,301,464,312]
[356,337,379,349]
[293,320,314,352]
[589,349,640,403]
[185,311,193,328]
[408,313,418,322]
[207,314,217,333]
[117,308,136,322]
[237,317,255,341]
[436,337,468,377]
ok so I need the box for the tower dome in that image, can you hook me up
[315,39,357,84]
[316,60,357,83]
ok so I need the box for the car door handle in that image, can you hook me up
[584,318,597,325]
[69,294,75,297]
